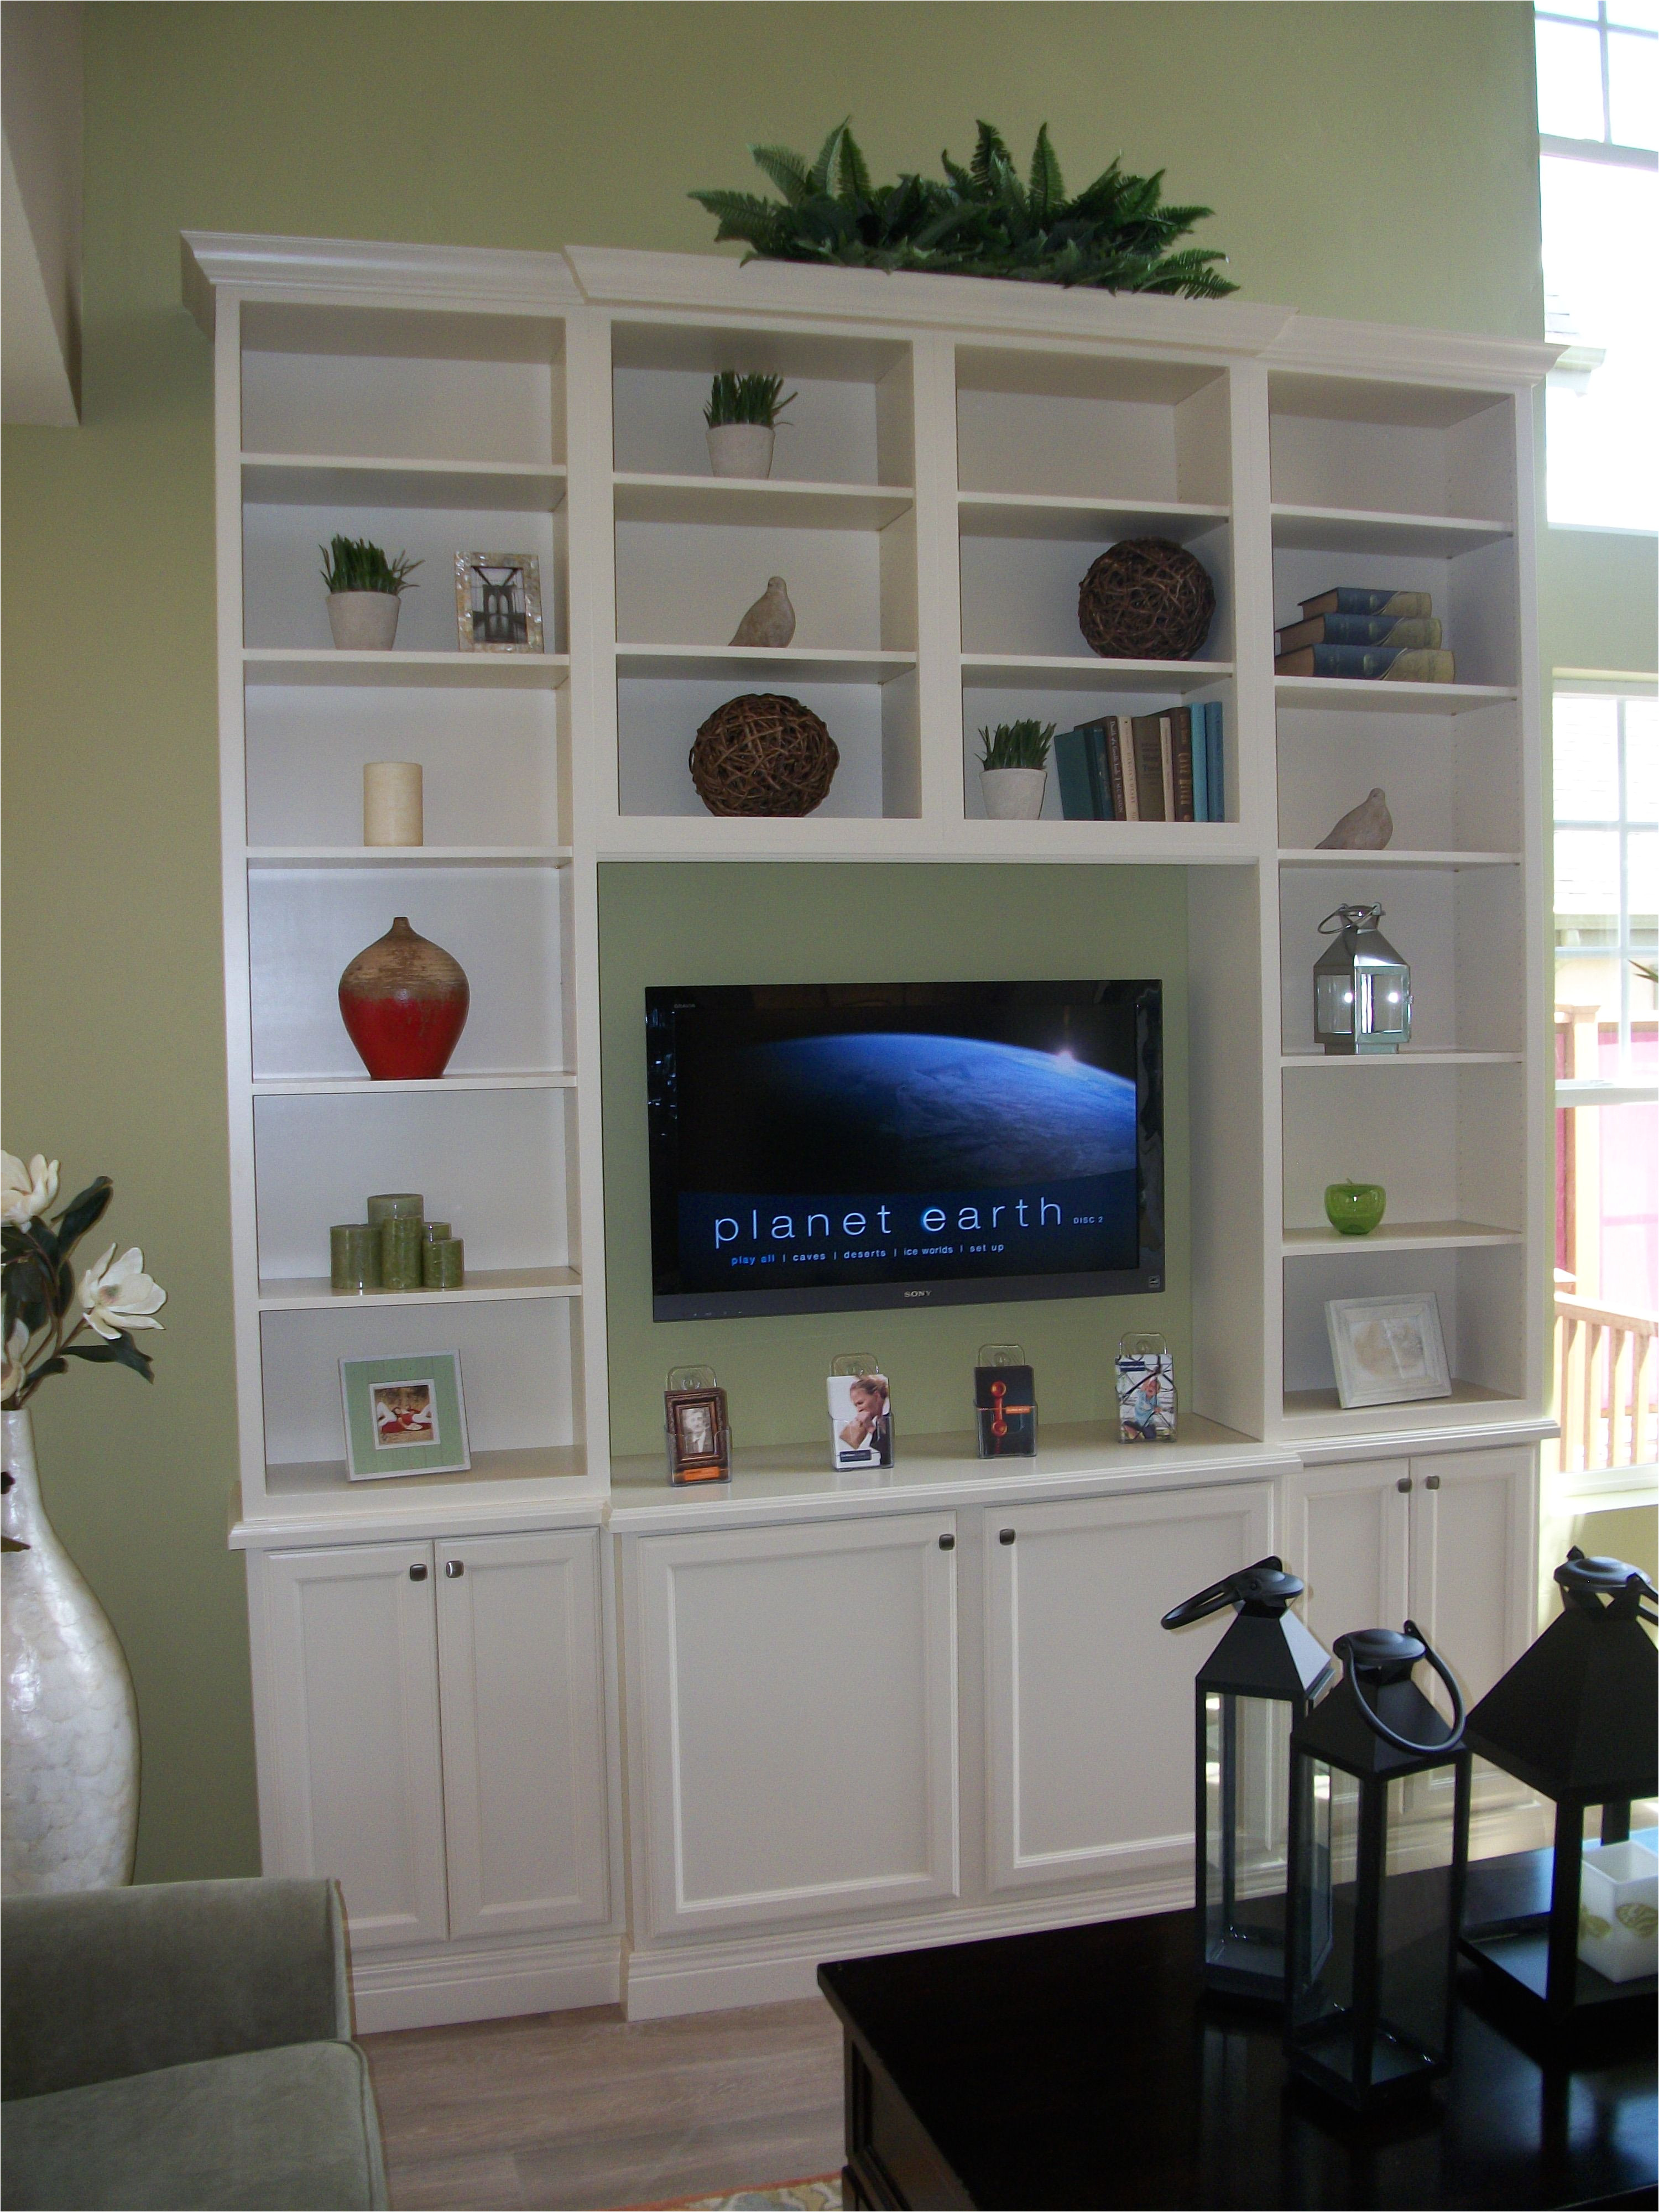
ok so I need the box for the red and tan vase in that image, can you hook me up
[338,916,469,1080]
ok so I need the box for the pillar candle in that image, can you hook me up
[380,1215,425,1292]
[363,761,423,847]
[422,1237,465,1290]
[330,1223,382,1293]
[367,1192,424,1223]
[420,1220,452,1244]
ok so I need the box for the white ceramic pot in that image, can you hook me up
[980,768,1048,821]
[2,1408,139,1892]
[707,423,775,480]
[327,592,400,650]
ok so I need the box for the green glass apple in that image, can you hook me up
[1324,1180,1386,1236]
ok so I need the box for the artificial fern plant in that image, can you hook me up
[692,120,1235,297]
[979,719,1054,771]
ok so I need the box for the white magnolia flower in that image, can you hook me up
[78,1245,167,1340]
[1,1152,59,1225]
[2,1320,29,1399]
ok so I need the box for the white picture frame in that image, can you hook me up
[1324,1292,1452,1410]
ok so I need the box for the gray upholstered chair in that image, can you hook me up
[1,1877,389,2210]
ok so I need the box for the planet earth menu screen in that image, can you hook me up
[647,980,1164,1319]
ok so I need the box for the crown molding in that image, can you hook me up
[561,244,1295,359]
[180,231,582,333]
[1265,312,1560,391]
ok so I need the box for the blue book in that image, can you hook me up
[1052,728,1096,820]
[1082,720,1116,819]
[1206,702,1224,821]
[1276,644,1455,682]
[1278,612,1442,652]
[1191,702,1211,822]
[1298,588,1433,620]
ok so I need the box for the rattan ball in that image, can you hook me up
[1078,538,1216,661]
[689,693,839,817]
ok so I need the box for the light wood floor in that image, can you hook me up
[362,1997,846,2211]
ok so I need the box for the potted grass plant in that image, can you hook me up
[320,534,421,650]
[979,720,1053,820]
[705,372,797,479]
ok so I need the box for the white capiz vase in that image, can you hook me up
[2,1407,139,1891]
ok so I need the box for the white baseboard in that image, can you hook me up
[352,1932,623,2033]
[622,1875,1190,2021]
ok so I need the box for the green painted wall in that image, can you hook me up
[1,2,1620,1882]
[599,865,1187,1455]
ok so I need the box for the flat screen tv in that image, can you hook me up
[646,979,1164,1321]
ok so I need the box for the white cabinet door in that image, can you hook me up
[984,1482,1276,1896]
[1279,1458,1411,1652]
[1408,1446,1537,1712]
[260,1543,448,1950]
[435,1529,610,1940]
[630,1514,959,1937]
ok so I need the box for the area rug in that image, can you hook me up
[629,2174,841,2210]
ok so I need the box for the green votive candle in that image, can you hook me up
[367,1192,424,1224]
[330,1223,382,1293]
[381,1215,425,1292]
[422,1237,465,1290]
[420,1220,452,1245]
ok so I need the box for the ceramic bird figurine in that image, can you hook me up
[730,576,796,648]
[1317,787,1393,850]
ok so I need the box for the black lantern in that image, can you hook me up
[1162,1557,1334,2002]
[1284,1623,1469,2107]
[1460,1550,1658,2022]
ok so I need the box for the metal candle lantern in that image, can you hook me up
[1161,1557,1335,2002]
[1460,1550,1658,2022]
[1284,1624,1469,2108]
[1313,904,1411,1055]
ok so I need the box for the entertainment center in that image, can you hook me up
[186,231,1553,2028]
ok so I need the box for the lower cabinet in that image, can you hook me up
[1281,1444,1537,1707]
[625,1512,960,1938]
[254,1527,610,1950]
[982,1482,1275,1896]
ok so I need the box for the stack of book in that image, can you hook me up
[1274,588,1454,683]
[1053,703,1225,822]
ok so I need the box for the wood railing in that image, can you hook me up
[1555,1295,1659,1471]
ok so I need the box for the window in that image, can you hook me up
[1535,2,1659,531]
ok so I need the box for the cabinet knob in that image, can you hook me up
[999,1528,1016,1545]
[409,1564,428,1580]
[939,1533,955,1551]
[444,1559,465,1577]
[1396,1477,1413,1493]
[1425,1474,1441,1491]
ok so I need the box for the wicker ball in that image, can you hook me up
[1078,538,1216,661]
[689,693,839,817]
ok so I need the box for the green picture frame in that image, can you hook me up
[340,1350,471,1481]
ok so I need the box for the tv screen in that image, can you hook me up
[646,979,1164,1321]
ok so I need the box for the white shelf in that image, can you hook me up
[1270,504,1512,556]
[250,1071,576,1096]
[1281,1379,1526,1432]
[242,453,566,511]
[1281,1051,1524,1070]
[257,1266,582,1311]
[613,473,912,530]
[615,644,915,685]
[957,493,1228,544]
[245,846,570,868]
[962,654,1232,695]
[1277,849,1520,870]
[243,649,568,689]
[1274,675,1517,717]
[1282,1220,1523,1256]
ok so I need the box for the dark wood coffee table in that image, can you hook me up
[818,1901,1657,2210]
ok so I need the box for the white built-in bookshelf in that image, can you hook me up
[186,233,1551,1500]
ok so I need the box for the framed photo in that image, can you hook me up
[664,1384,730,1484]
[455,552,544,654]
[1116,1338,1176,1443]
[828,1370,893,1472]
[340,1352,471,1480]
[1325,1292,1452,1410]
